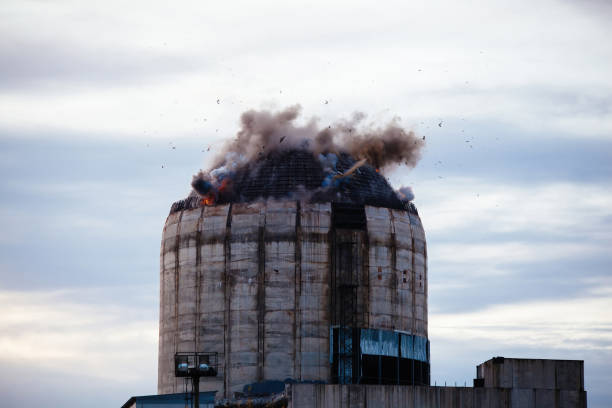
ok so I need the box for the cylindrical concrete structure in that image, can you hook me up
[158,151,429,398]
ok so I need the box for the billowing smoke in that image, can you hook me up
[192,105,424,204]
[397,186,415,202]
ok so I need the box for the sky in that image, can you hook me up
[1,0,611,407]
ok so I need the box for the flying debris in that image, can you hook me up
[279,136,286,144]
[332,159,367,181]
[216,99,220,104]
[438,121,443,127]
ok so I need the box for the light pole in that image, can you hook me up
[174,352,218,407]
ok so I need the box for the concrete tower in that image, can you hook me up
[157,150,429,399]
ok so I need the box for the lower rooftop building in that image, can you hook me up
[286,357,587,408]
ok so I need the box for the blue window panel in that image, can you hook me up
[380,330,399,357]
[399,333,429,362]
[400,333,413,359]
[360,328,378,355]
[338,328,353,383]
[338,358,352,384]
[360,328,398,357]
[414,336,428,362]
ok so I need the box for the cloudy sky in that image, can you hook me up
[1,0,611,407]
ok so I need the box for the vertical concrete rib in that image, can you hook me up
[300,203,331,382]
[197,204,229,396]
[423,228,428,339]
[158,217,168,393]
[294,201,302,380]
[263,200,297,383]
[173,210,184,391]
[411,235,416,336]
[158,211,183,393]
[409,213,427,338]
[223,204,233,398]
[363,230,370,330]
[228,202,265,393]
[388,208,398,331]
[365,206,394,330]
[257,220,266,382]
[390,209,414,333]
[195,207,204,353]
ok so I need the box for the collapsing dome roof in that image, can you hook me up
[170,149,416,214]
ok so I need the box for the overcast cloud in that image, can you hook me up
[0,1,611,407]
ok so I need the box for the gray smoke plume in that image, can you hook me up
[192,105,424,198]
[209,105,423,170]
[397,186,415,202]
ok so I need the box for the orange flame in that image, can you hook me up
[201,195,215,206]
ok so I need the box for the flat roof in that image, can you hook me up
[121,391,217,408]
[480,356,584,363]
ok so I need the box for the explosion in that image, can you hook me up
[192,105,424,205]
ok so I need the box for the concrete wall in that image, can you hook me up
[365,207,427,337]
[477,358,584,391]
[287,384,587,408]
[158,200,428,398]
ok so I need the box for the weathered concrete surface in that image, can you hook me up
[364,207,427,337]
[287,384,587,408]
[477,358,584,391]
[158,201,428,398]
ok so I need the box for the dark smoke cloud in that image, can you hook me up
[192,105,424,199]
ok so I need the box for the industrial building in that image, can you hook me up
[141,149,587,407]
[287,357,586,407]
